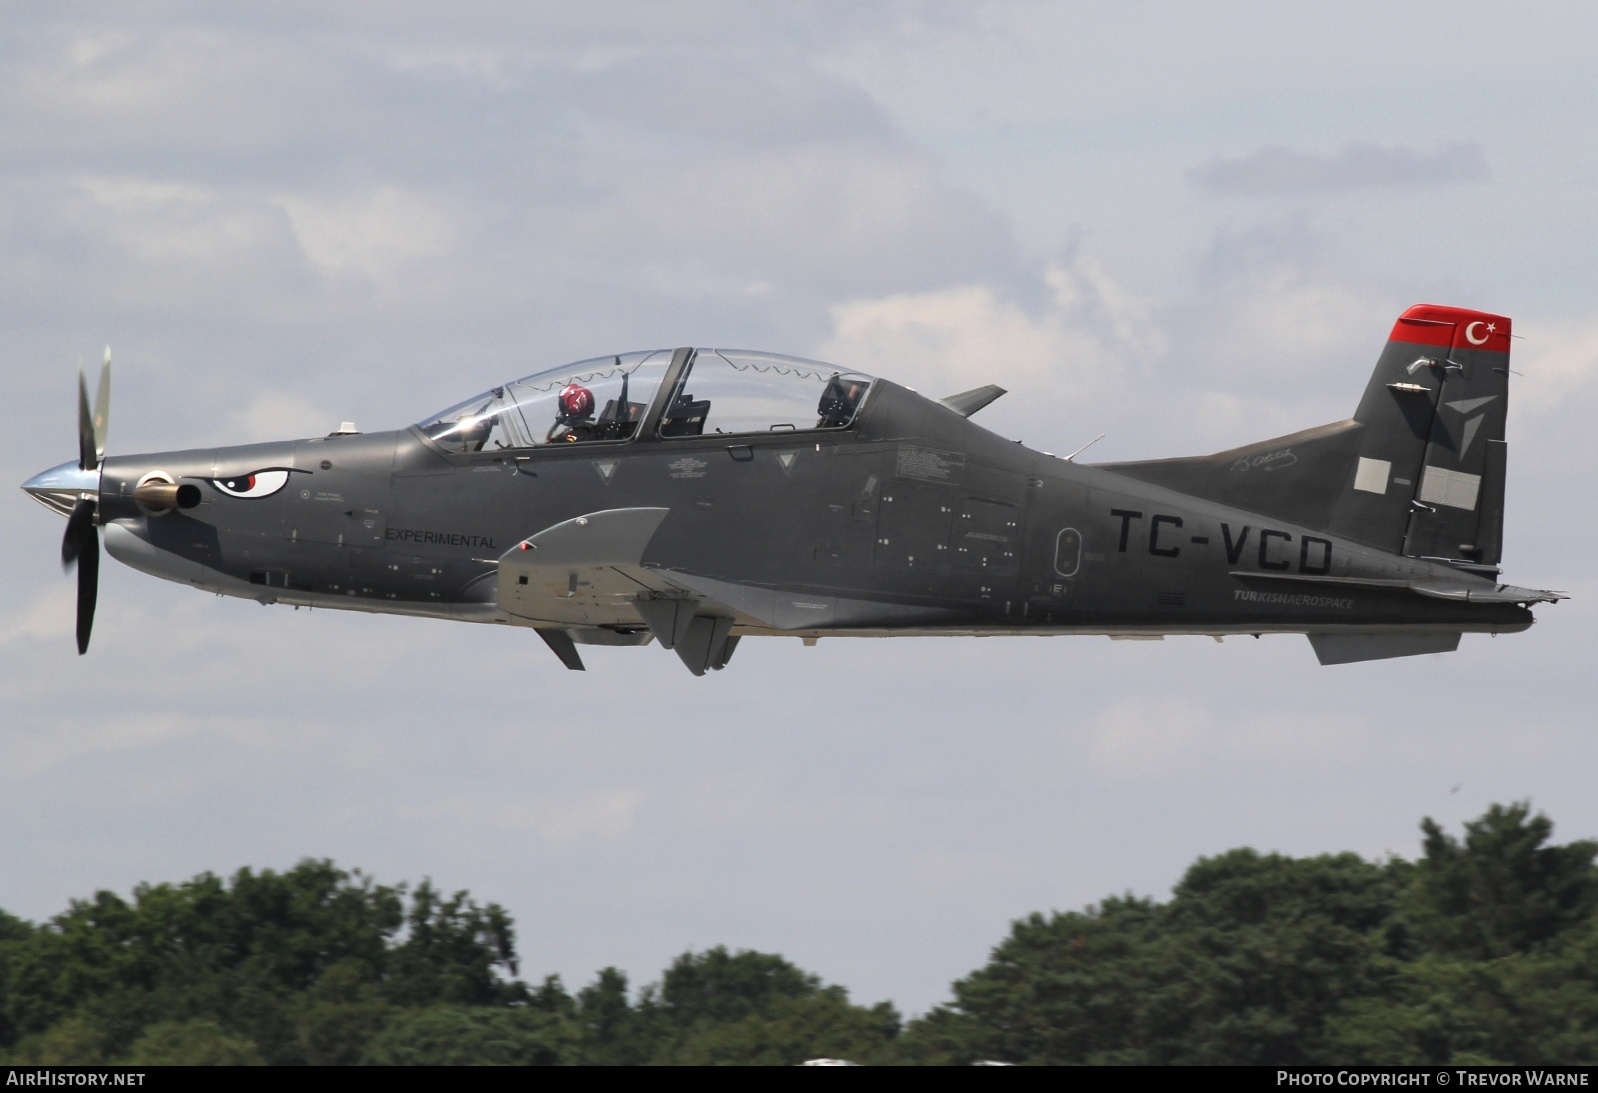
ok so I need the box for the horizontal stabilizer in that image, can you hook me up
[1308,632,1461,665]
[1409,580,1567,605]
[938,384,1006,418]
[1231,571,1407,591]
[1232,570,1566,605]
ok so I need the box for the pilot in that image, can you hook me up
[816,375,867,428]
[547,383,597,443]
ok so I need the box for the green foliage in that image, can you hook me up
[573,967,637,1064]
[0,860,524,1064]
[4,802,1595,1065]
[1410,802,1598,960]
[6,1015,112,1065]
[671,992,901,1066]
[122,1020,264,1066]
[361,1006,582,1065]
[1326,916,1598,1065]
[654,946,822,1027]
[900,851,1405,1065]
[292,960,393,1065]
[636,948,901,1065]
[0,868,898,1065]
[903,802,1598,1066]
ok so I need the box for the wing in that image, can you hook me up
[496,507,739,675]
[498,507,676,628]
[497,506,963,674]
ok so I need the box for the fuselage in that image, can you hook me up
[81,376,1532,644]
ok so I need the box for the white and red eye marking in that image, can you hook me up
[210,469,291,498]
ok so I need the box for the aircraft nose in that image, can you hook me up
[22,460,99,518]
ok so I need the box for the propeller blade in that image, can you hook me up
[62,497,95,568]
[93,347,111,465]
[76,518,99,655]
[61,498,99,655]
[77,365,96,472]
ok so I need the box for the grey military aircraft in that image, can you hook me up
[23,303,1564,675]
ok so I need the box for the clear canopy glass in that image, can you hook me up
[658,351,872,437]
[418,351,674,453]
[418,349,873,452]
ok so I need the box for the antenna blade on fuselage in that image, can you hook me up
[937,384,1006,418]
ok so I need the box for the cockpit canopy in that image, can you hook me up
[418,349,873,453]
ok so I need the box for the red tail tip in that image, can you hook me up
[1390,304,1511,352]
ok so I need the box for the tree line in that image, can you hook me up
[2,802,1595,1064]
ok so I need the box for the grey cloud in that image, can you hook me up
[0,13,1030,439]
[1195,216,1333,281]
[1189,141,1490,194]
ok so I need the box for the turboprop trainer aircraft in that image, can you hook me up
[23,304,1564,675]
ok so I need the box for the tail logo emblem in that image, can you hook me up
[1464,321,1494,345]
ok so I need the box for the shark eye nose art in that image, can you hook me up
[211,469,291,498]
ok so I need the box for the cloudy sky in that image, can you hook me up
[5,2,1598,1013]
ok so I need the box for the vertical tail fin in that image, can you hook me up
[1100,304,1512,568]
[1325,305,1511,567]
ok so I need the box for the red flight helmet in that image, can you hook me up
[558,383,595,422]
